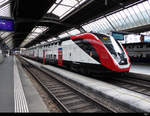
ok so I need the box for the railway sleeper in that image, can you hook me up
[55,92,74,98]
[59,95,79,101]
[68,103,94,111]
[62,99,83,105]
[65,100,88,107]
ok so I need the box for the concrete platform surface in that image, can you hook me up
[15,57,49,112]
[0,56,14,112]
[0,56,49,112]
[130,64,150,75]
[23,56,150,112]
[0,54,4,63]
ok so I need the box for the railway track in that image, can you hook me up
[101,74,150,97]
[19,57,117,113]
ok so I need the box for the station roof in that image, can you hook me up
[0,0,148,49]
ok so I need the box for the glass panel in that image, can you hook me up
[60,7,75,18]
[0,0,9,5]
[101,18,112,31]
[123,9,137,28]
[56,0,62,3]
[113,13,122,30]
[52,5,70,17]
[47,4,57,13]
[107,15,118,29]
[128,7,142,26]
[58,32,69,38]
[5,37,12,44]
[34,26,48,33]
[28,34,38,39]
[111,14,121,30]
[96,21,105,33]
[83,24,88,32]
[21,26,48,47]
[93,21,100,33]
[94,21,104,33]
[116,12,127,29]
[137,3,149,24]
[1,32,11,39]
[0,3,10,17]
[97,19,106,33]
[68,29,80,35]
[86,22,94,32]
[47,0,87,19]
[142,1,150,23]
[61,0,78,7]
[132,5,146,25]
[88,23,94,32]
[104,18,114,31]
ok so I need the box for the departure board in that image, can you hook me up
[112,32,124,41]
[0,18,14,31]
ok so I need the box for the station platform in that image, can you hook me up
[22,56,150,112]
[130,63,150,76]
[0,56,48,112]
[0,55,4,64]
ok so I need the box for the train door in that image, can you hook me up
[43,50,46,64]
[58,48,63,66]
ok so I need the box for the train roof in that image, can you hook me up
[27,32,111,50]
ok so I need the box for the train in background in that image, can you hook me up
[123,43,150,63]
[21,33,131,75]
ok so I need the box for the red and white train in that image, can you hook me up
[21,33,131,74]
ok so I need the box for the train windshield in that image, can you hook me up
[95,33,127,64]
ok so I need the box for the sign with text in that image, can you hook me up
[0,18,14,31]
[112,32,124,41]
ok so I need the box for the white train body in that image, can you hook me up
[22,33,130,73]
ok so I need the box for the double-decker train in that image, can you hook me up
[21,33,131,74]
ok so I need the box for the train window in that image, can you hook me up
[58,42,61,45]
[95,33,125,57]
[54,55,56,60]
[73,38,100,62]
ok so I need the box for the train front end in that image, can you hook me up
[95,33,131,72]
